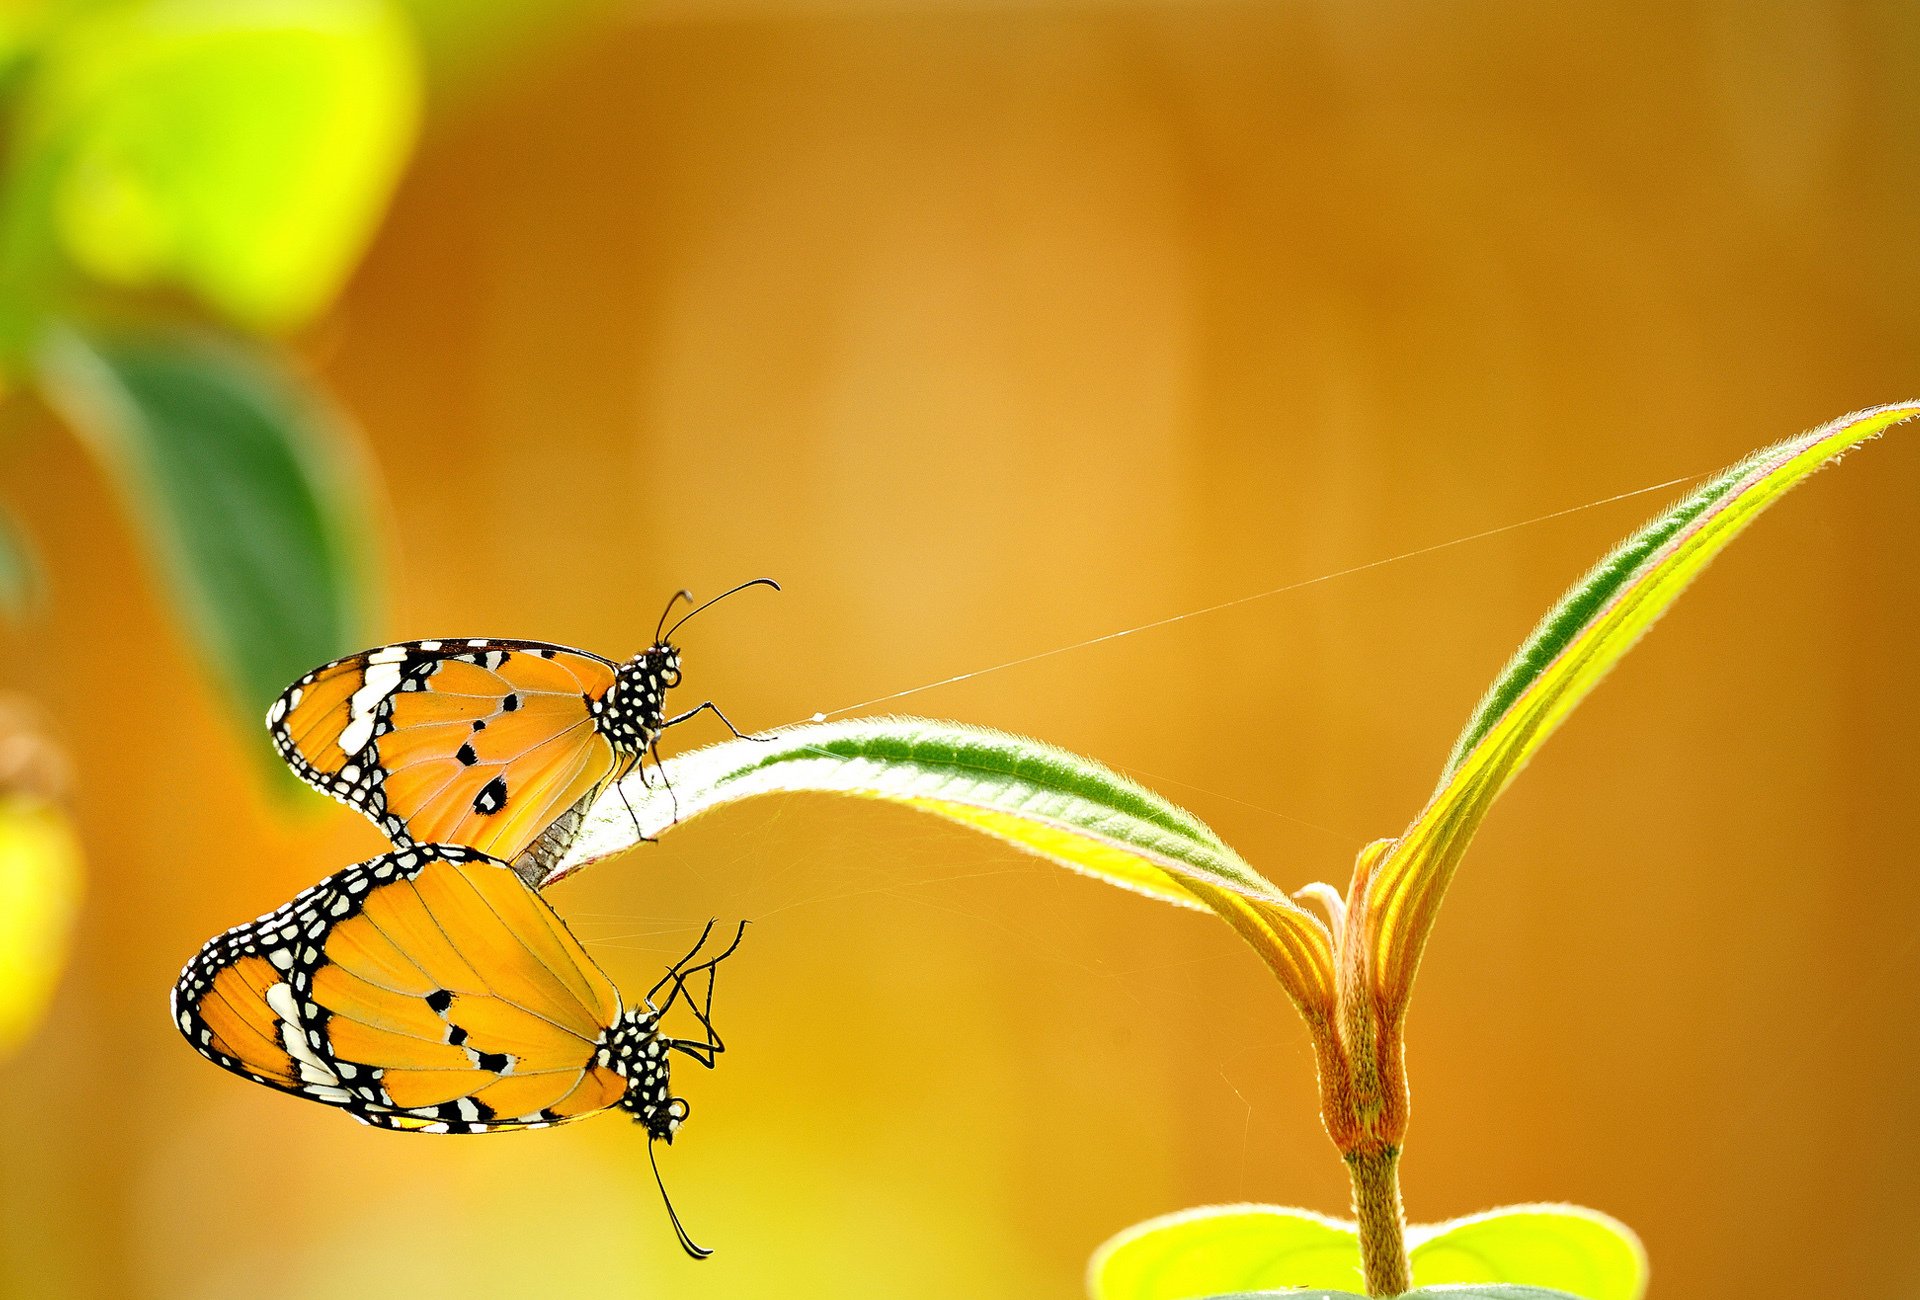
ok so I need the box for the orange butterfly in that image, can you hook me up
[172,843,743,1251]
[265,581,777,875]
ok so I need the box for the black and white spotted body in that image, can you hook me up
[607,1009,691,1141]
[596,644,683,758]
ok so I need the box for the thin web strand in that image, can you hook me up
[800,471,1702,723]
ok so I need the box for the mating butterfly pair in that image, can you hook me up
[171,584,776,1254]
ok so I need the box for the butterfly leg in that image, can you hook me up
[662,700,772,743]
[649,739,682,825]
[647,920,720,1004]
[659,921,747,1068]
[615,779,656,845]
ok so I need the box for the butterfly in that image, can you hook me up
[172,843,744,1252]
[265,580,777,877]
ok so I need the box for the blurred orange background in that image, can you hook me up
[4,3,1919,1296]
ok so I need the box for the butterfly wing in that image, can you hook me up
[172,845,633,1132]
[268,640,635,870]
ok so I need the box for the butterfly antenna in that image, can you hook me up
[649,1138,713,1260]
[654,589,695,644]
[664,578,780,642]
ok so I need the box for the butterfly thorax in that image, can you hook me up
[595,645,681,756]
[605,1008,687,1139]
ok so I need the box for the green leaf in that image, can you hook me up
[1365,402,1920,1006]
[37,322,378,727]
[17,0,419,330]
[554,717,1337,1016]
[1087,1205,1366,1299]
[1088,1203,1640,1300]
[1410,1206,1645,1300]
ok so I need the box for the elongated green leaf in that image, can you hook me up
[555,717,1336,1014]
[17,0,418,330]
[38,323,377,728]
[1089,1203,1641,1300]
[1367,402,1920,1004]
[1410,1206,1645,1300]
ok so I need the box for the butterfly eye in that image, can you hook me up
[662,666,682,689]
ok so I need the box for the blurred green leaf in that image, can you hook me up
[0,795,83,1059]
[1090,1204,1643,1300]
[390,0,610,87]
[18,0,419,330]
[0,508,43,618]
[1410,1206,1645,1300]
[37,322,377,725]
[554,717,1339,1018]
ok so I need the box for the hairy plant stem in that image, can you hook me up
[1346,1143,1410,1296]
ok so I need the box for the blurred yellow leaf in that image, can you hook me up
[0,795,82,1058]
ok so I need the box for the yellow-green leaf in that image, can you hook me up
[1087,1203,1641,1300]
[1410,1205,1645,1300]
[0,795,82,1058]
[18,0,419,330]
[1088,1205,1366,1299]
[1366,402,1920,1005]
[553,717,1336,1016]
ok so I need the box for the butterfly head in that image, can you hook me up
[629,643,683,692]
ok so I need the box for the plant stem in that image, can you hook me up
[1346,1143,1410,1296]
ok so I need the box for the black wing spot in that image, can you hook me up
[455,742,478,766]
[447,1025,469,1046]
[473,776,508,815]
[471,719,487,732]
[501,694,519,713]
[426,989,453,1013]
[476,1051,510,1072]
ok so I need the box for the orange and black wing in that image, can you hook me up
[267,639,635,870]
[171,845,635,1132]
